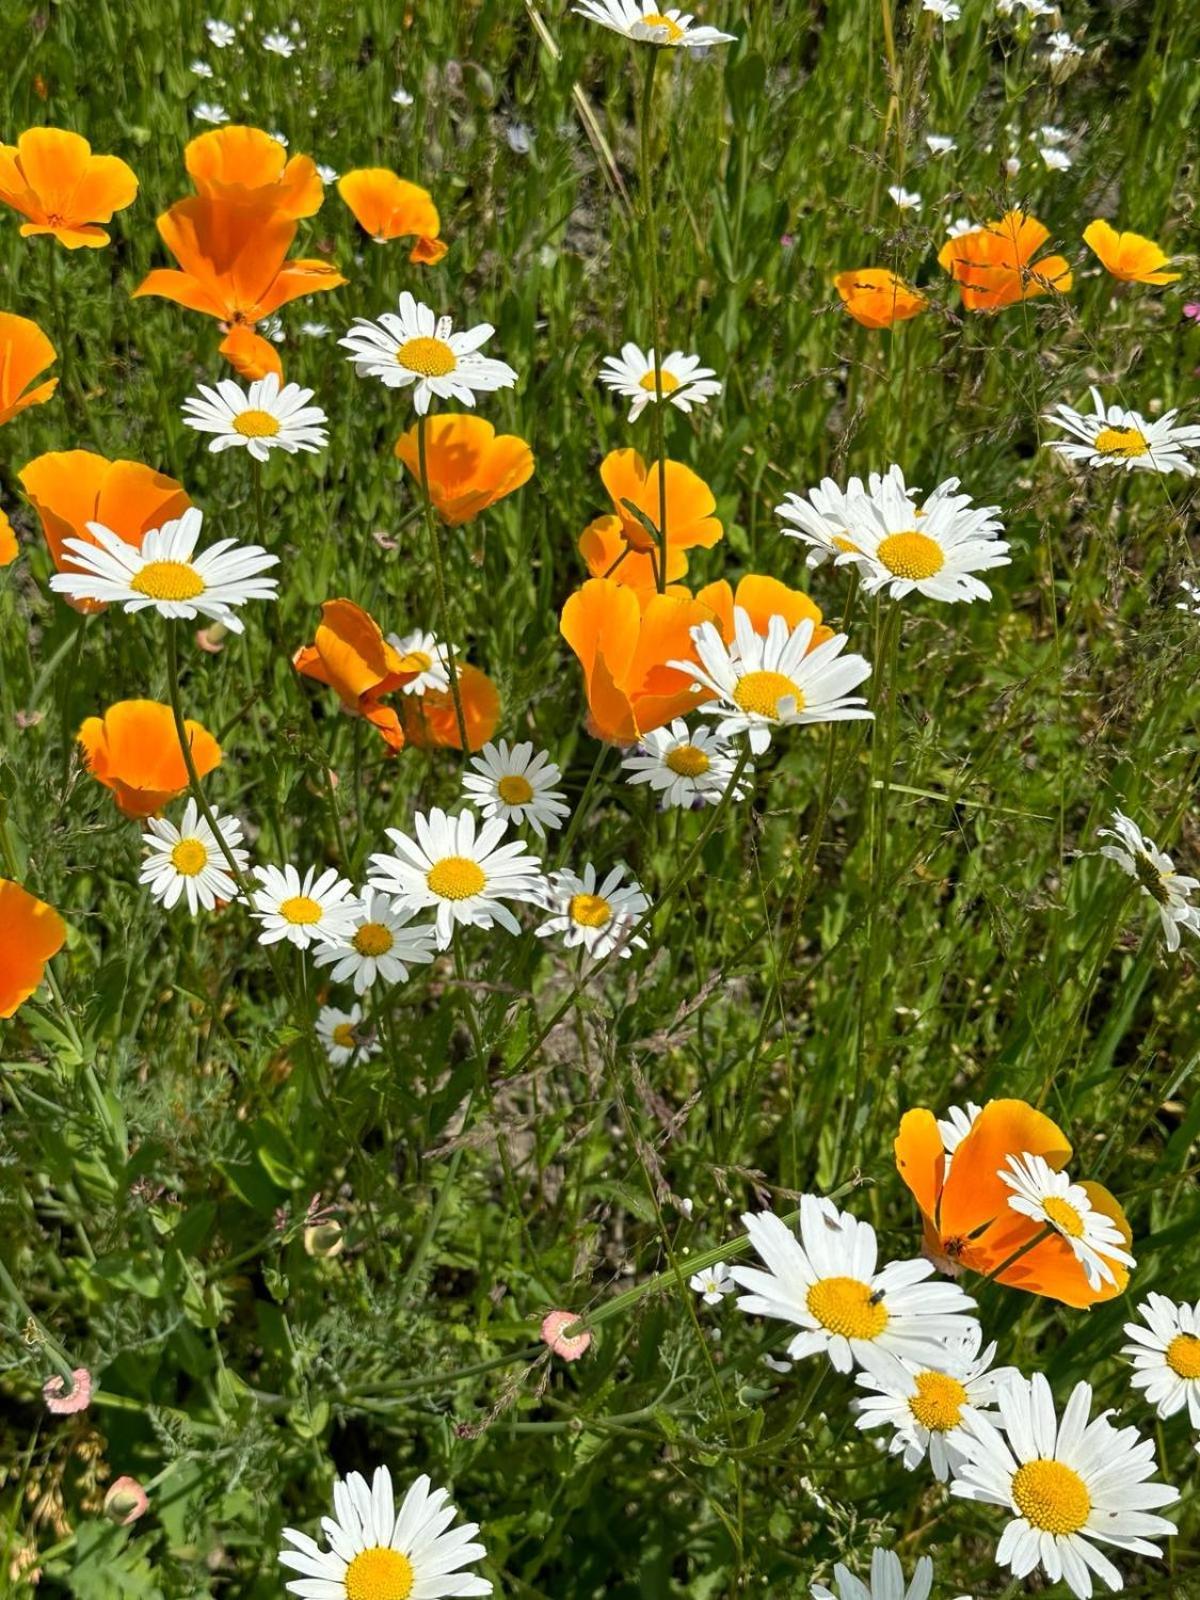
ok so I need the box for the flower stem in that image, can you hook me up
[416,413,471,756]
[638,48,669,593]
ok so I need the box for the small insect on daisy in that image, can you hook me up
[279,1464,493,1600]
[313,891,438,995]
[811,1549,952,1600]
[1000,1152,1136,1291]
[598,343,722,421]
[250,864,361,951]
[671,608,873,755]
[316,1003,379,1067]
[1098,809,1200,952]
[951,1373,1178,1600]
[140,800,248,915]
[339,290,517,414]
[390,629,451,696]
[689,1261,736,1305]
[536,863,650,961]
[1122,1293,1200,1427]
[776,466,913,568]
[461,740,570,840]
[840,472,1010,604]
[573,0,736,47]
[1044,387,1200,476]
[181,372,329,462]
[49,508,278,631]
[621,719,752,810]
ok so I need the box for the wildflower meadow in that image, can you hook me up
[3,1,1200,1596]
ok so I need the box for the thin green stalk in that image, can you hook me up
[416,412,471,755]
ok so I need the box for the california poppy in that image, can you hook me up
[405,663,501,752]
[0,879,67,1018]
[294,598,417,753]
[0,127,138,248]
[185,125,323,220]
[394,414,533,526]
[337,168,447,261]
[0,507,16,566]
[696,574,833,650]
[78,700,222,818]
[937,211,1072,312]
[600,449,723,587]
[578,513,689,592]
[0,312,57,425]
[1082,219,1180,286]
[834,268,926,328]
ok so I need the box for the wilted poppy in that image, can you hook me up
[0,879,66,1018]
[1082,219,1180,286]
[834,268,926,328]
[78,699,222,818]
[0,312,57,425]
[394,413,533,525]
[337,168,447,261]
[938,211,1072,312]
[185,125,323,219]
[696,573,833,649]
[405,663,501,752]
[294,598,417,753]
[578,512,689,591]
[0,127,138,248]
[600,449,723,583]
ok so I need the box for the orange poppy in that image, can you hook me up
[337,168,447,262]
[0,127,138,248]
[600,449,723,580]
[405,664,501,753]
[560,578,715,744]
[938,212,1072,312]
[578,513,690,592]
[1082,219,1180,286]
[895,1098,1131,1308]
[696,574,833,650]
[394,414,533,526]
[0,312,58,425]
[0,507,16,566]
[0,879,67,1019]
[185,126,323,220]
[294,598,417,753]
[77,700,222,818]
[834,268,926,328]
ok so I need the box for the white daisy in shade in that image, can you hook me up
[573,1,736,47]
[140,800,248,915]
[923,0,961,19]
[49,509,278,632]
[279,1464,492,1599]
[621,719,752,810]
[313,891,438,995]
[250,864,361,950]
[670,609,873,756]
[1044,388,1200,476]
[390,630,451,696]
[690,1261,735,1305]
[536,863,650,961]
[339,292,517,414]
[1000,1152,1135,1290]
[181,373,329,462]
[811,1550,950,1600]
[1122,1293,1200,1426]
[950,1373,1178,1600]
[731,1195,978,1380]
[1098,809,1200,952]
[598,343,722,421]
[840,473,1010,604]
[316,1003,379,1067]
[461,740,570,840]
[776,466,914,569]
[938,1101,982,1171]
[367,808,545,949]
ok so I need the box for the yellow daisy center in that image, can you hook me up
[397,336,457,377]
[130,560,206,601]
[427,856,486,900]
[353,922,394,958]
[732,669,805,720]
[569,892,612,929]
[638,367,681,394]
[665,743,710,778]
[170,837,209,876]
[1094,425,1148,458]
[909,1370,968,1432]
[344,1547,415,1600]
[1042,1195,1086,1238]
[877,530,944,580]
[497,774,534,805]
[1133,852,1172,906]
[642,11,684,39]
[332,1022,358,1049]
[233,408,281,438]
[1165,1333,1200,1380]
[806,1275,889,1340]
[397,649,433,674]
[278,895,323,926]
[1011,1459,1091,1536]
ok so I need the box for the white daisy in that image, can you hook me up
[1098,809,1200,952]
[193,101,230,125]
[1044,388,1200,476]
[367,808,545,949]
[204,19,236,48]
[690,1261,736,1305]
[536,863,650,961]
[391,86,415,106]
[140,800,248,915]
[945,216,975,239]
[389,630,451,697]
[279,1464,492,1599]
[312,891,438,995]
[621,719,752,810]
[181,373,329,462]
[923,0,961,18]
[731,1195,979,1380]
[951,1373,1177,1600]
[888,185,922,211]
[250,864,361,951]
[189,59,214,78]
[49,509,278,632]
[316,163,339,185]
[811,1550,944,1600]
[461,740,570,840]
[573,0,736,48]
[598,343,722,421]
[1040,146,1073,171]
[316,1003,379,1067]
[1122,1293,1200,1427]
[670,609,873,756]
[262,29,295,56]
[339,292,518,415]
[938,1101,982,1171]
[925,134,957,156]
[1000,1152,1135,1290]
[838,473,1009,604]
[776,465,914,569]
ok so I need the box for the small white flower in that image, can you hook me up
[505,122,532,155]
[1003,154,1021,176]
[925,134,957,156]
[1098,809,1200,952]
[945,216,975,238]
[1000,1151,1136,1289]
[1177,580,1200,616]
[598,342,722,421]
[389,629,451,697]
[573,0,736,48]
[888,185,922,211]
[1040,123,1070,144]
[391,86,415,106]
[194,101,230,124]
[313,891,438,995]
[270,130,289,148]
[938,1102,982,1171]
[317,1003,379,1067]
[811,1550,939,1600]
[839,471,1010,604]
[461,740,570,840]
[262,29,295,55]
[316,163,339,184]
[622,718,751,809]
[690,1262,736,1305]
[1047,29,1084,64]
[140,800,247,915]
[189,59,214,78]
[300,321,331,338]
[1044,388,1200,476]
[536,863,650,961]
[1040,146,1072,171]
[340,292,518,415]
[182,372,328,462]
[250,864,361,951]
[1122,1293,1200,1427]
[205,18,236,47]
[923,0,961,18]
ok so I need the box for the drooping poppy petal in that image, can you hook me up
[337,169,445,263]
[405,662,500,752]
[219,324,283,380]
[0,311,58,426]
[0,879,67,1018]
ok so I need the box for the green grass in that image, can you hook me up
[2,0,1199,1595]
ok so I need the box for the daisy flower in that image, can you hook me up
[367,808,545,948]
[250,864,361,951]
[671,609,873,756]
[776,466,913,569]
[262,29,295,55]
[598,344,722,421]
[189,59,213,77]
[1098,809,1200,952]
[573,1,736,48]
[49,509,278,632]
[461,740,570,840]
[731,1195,979,1380]
[205,19,236,47]
[140,800,247,915]
[1000,1152,1136,1290]
[536,863,650,961]
[279,1465,492,1599]
[317,1003,379,1067]
[181,373,329,462]
[923,0,961,18]
[840,473,1010,604]
[339,292,517,415]
[938,1101,982,1170]
[690,1262,736,1305]
[1047,30,1084,65]
[811,1550,949,1600]
[313,891,438,995]
[193,102,229,125]
[621,719,752,809]
[1122,1293,1200,1426]
[888,185,922,211]
[925,134,956,156]
[1044,388,1200,475]
[390,630,451,696]
[392,87,415,107]
[951,1373,1177,1600]
[1041,146,1073,171]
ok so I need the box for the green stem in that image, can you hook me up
[417,413,471,756]
[638,48,669,593]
